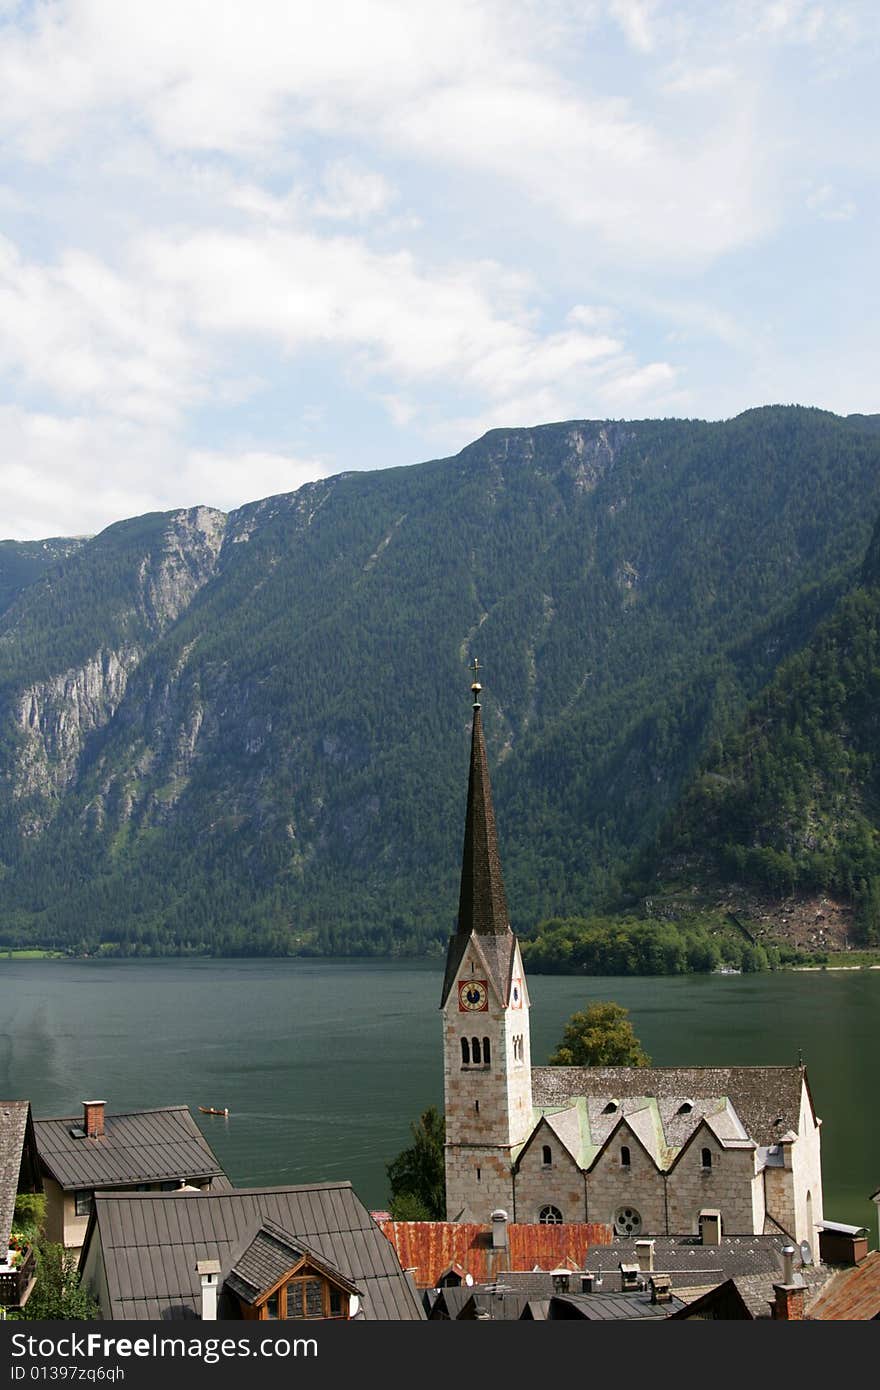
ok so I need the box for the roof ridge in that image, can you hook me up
[36,1104,192,1122]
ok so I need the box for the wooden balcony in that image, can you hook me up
[0,1245,36,1308]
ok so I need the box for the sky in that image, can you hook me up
[0,0,876,539]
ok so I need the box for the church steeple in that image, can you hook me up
[456,667,511,940]
[440,664,515,1009]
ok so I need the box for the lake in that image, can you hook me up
[0,957,877,1241]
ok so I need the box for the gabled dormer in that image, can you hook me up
[224,1220,362,1320]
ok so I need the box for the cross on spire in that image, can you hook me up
[469,656,482,707]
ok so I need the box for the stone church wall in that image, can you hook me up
[586,1128,666,1235]
[666,1138,757,1234]
[513,1131,587,1224]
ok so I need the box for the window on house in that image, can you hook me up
[461,1037,470,1065]
[483,1037,491,1065]
[476,1167,481,1182]
[620,1145,631,1168]
[701,1148,712,1170]
[542,1145,552,1167]
[474,1100,479,1114]
[286,1277,324,1319]
[253,1269,350,1320]
[472,1037,481,1064]
[539,1205,563,1224]
[74,1190,93,1217]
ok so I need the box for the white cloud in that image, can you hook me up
[608,0,658,53]
[0,236,199,423]
[0,404,327,539]
[805,182,856,221]
[0,1,787,261]
[312,160,394,222]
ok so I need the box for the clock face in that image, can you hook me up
[458,979,489,1012]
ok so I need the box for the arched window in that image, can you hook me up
[472,1037,481,1064]
[542,1145,552,1167]
[701,1148,712,1170]
[539,1205,563,1225]
[482,1037,491,1065]
[461,1038,470,1065]
[620,1145,631,1168]
[614,1206,642,1237]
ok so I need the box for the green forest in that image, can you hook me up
[1,406,880,958]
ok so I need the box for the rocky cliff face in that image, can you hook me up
[3,507,226,828]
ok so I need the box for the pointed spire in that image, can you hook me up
[456,666,511,938]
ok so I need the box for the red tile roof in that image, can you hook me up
[378,1221,612,1288]
[808,1251,880,1321]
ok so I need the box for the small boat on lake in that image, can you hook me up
[199,1106,229,1116]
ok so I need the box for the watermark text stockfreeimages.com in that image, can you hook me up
[10,1331,316,1368]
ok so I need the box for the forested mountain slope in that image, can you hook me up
[1,405,879,954]
[644,509,880,944]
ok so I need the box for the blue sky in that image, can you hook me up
[0,0,876,538]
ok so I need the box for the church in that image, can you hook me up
[441,673,824,1249]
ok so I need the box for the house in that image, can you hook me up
[0,1101,43,1311]
[34,1100,229,1252]
[378,1210,611,1288]
[442,676,825,1246]
[78,1181,424,1320]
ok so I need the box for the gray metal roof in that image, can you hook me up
[549,1290,686,1320]
[34,1106,228,1191]
[583,1234,792,1288]
[86,1183,424,1321]
[532,1066,808,1147]
[0,1102,34,1250]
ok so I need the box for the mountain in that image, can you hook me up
[643,508,880,945]
[0,536,88,617]
[1,405,880,955]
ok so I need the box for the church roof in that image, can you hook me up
[531,1066,807,1149]
[441,694,514,1008]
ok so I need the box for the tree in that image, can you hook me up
[548,1001,651,1067]
[16,1242,99,1320]
[386,1105,446,1219]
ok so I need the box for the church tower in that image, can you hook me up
[441,665,533,1221]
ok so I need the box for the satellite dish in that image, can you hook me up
[465,1273,474,1286]
[800,1240,813,1267]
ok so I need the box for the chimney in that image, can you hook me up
[772,1246,804,1320]
[196,1259,221,1320]
[83,1101,106,1138]
[635,1239,655,1273]
[649,1274,673,1305]
[619,1262,640,1292]
[772,1283,805,1320]
[699,1210,722,1245]
[490,1209,508,1250]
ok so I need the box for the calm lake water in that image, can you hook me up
[0,958,877,1242]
